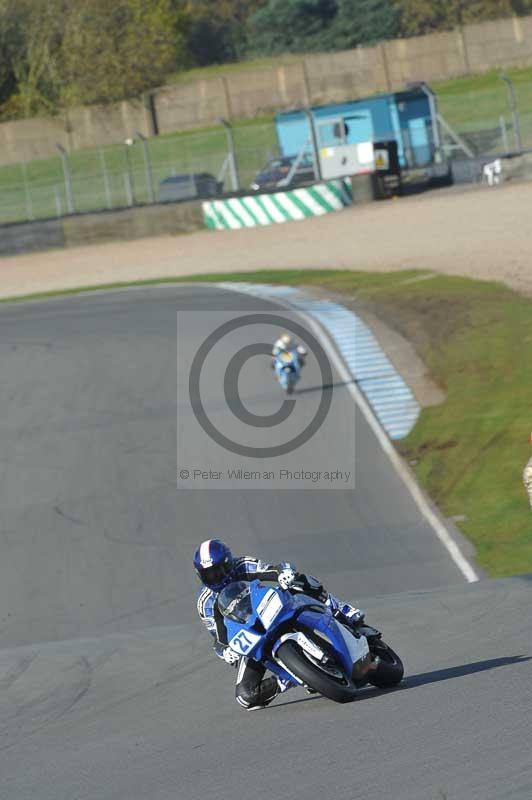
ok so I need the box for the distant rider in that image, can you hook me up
[272,333,307,368]
[194,538,364,710]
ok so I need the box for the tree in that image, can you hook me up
[248,0,338,55]
[395,0,530,36]
[0,0,188,117]
[512,0,532,12]
[60,0,186,106]
[0,0,65,117]
[326,0,399,48]
[183,0,266,65]
[394,0,436,35]
[0,0,17,110]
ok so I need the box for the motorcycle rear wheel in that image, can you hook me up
[276,640,358,703]
[367,640,404,688]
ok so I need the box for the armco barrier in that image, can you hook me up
[0,199,203,256]
[0,219,65,256]
[202,179,352,230]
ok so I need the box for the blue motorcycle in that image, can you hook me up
[218,579,404,703]
[274,350,300,395]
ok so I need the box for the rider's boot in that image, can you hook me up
[239,676,280,711]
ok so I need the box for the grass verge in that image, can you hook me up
[2,267,530,577]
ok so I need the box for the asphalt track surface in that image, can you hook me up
[0,285,530,799]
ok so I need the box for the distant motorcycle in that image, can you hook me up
[218,579,404,704]
[274,350,301,395]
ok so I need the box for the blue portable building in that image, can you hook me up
[275,86,440,171]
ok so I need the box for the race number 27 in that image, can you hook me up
[229,630,257,655]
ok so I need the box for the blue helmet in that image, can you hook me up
[193,539,234,591]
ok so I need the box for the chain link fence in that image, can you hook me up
[437,73,532,159]
[2,76,532,226]
[0,121,280,226]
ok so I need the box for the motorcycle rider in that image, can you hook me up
[194,538,364,710]
[272,333,307,368]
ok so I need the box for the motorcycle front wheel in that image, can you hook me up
[367,640,404,688]
[276,640,358,703]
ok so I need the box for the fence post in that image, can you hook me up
[55,143,75,214]
[301,59,312,106]
[124,139,136,205]
[499,116,509,154]
[220,119,240,191]
[303,108,321,181]
[379,43,392,92]
[458,26,471,74]
[99,149,112,209]
[500,73,523,153]
[21,162,34,221]
[123,173,133,207]
[221,77,233,120]
[419,83,442,163]
[136,131,155,203]
[54,186,63,217]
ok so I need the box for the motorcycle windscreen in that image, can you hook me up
[217,581,253,623]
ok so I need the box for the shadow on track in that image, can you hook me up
[268,655,531,709]
[222,380,354,409]
[295,380,355,396]
[403,654,531,689]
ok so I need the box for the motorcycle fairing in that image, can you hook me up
[290,606,369,680]
[220,581,369,687]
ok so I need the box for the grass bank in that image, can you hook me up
[3,267,529,577]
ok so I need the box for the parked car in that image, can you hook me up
[159,173,222,203]
[250,156,316,192]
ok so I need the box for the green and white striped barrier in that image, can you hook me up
[202,178,352,230]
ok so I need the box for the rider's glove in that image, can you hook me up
[222,647,239,666]
[278,567,297,591]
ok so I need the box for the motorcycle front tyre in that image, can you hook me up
[367,640,404,688]
[276,640,358,703]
